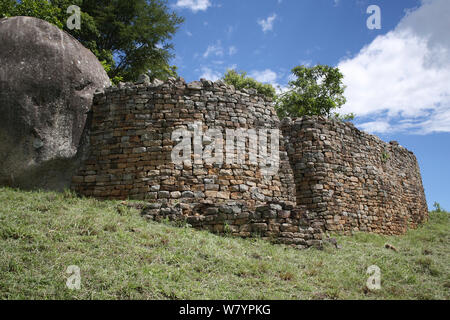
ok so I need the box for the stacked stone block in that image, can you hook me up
[72,78,295,206]
[72,77,428,247]
[281,116,428,235]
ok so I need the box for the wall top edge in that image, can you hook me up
[93,76,274,103]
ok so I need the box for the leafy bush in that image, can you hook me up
[222,69,277,100]
[275,65,350,119]
[433,202,444,213]
[0,0,63,28]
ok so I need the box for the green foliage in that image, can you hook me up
[381,151,390,163]
[0,187,448,300]
[100,60,123,85]
[74,0,184,82]
[433,202,444,213]
[222,69,277,100]
[0,0,184,82]
[0,0,63,28]
[148,64,178,82]
[0,0,14,18]
[331,112,355,121]
[275,64,350,119]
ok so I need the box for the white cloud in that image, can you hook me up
[203,41,224,58]
[249,69,289,93]
[228,46,237,56]
[338,0,450,134]
[299,59,312,67]
[249,69,278,84]
[199,67,221,81]
[359,121,392,134]
[226,25,235,37]
[257,14,277,33]
[174,0,211,12]
[287,73,296,82]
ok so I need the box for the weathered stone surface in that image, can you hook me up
[71,75,428,248]
[281,116,429,235]
[0,17,110,190]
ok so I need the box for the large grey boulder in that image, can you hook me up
[0,16,110,191]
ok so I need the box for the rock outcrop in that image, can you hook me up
[0,16,110,190]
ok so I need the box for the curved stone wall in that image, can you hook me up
[71,78,295,207]
[72,77,428,246]
[281,117,429,235]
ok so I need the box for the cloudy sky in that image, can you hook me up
[169,0,450,210]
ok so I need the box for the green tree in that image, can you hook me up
[0,0,183,82]
[0,0,14,17]
[0,0,63,27]
[222,69,277,100]
[433,202,443,213]
[275,65,350,119]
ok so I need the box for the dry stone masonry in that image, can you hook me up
[71,77,428,248]
[281,117,429,235]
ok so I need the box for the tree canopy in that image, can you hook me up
[0,0,184,83]
[0,0,63,27]
[222,69,277,100]
[275,65,352,120]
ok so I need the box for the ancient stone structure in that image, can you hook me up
[281,117,429,235]
[0,17,110,191]
[71,77,428,247]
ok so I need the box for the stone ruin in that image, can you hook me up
[0,17,428,249]
[71,77,429,248]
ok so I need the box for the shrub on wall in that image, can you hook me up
[275,65,351,120]
[222,69,277,100]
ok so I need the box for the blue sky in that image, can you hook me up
[168,0,450,210]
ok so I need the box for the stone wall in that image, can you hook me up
[281,117,428,235]
[71,77,428,247]
[71,77,295,205]
[71,78,321,248]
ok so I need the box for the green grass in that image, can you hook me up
[0,187,448,300]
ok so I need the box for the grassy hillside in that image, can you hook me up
[0,187,448,300]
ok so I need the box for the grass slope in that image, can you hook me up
[0,187,448,300]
